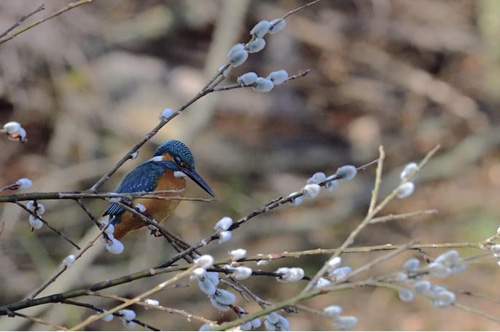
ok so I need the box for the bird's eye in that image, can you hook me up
[174,156,182,164]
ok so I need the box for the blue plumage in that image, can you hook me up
[103,161,168,223]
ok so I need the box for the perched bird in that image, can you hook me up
[103,140,215,239]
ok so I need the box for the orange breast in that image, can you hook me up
[113,171,186,239]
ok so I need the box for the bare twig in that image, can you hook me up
[0,4,45,39]
[282,0,322,19]
[0,0,93,45]
[453,302,500,323]
[7,310,67,330]
[369,209,438,224]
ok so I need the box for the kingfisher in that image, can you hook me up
[103,140,215,239]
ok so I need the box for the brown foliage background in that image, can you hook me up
[0,0,499,330]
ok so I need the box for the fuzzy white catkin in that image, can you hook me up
[237,72,258,85]
[330,266,352,279]
[199,324,214,331]
[250,20,270,38]
[396,182,415,198]
[428,262,451,278]
[324,305,342,317]
[229,49,248,67]
[247,38,266,53]
[336,165,357,181]
[291,195,303,206]
[118,309,136,321]
[267,70,288,85]
[3,121,21,134]
[104,223,115,235]
[400,162,419,181]
[145,298,160,306]
[62,254,76,268]
[26,200,35,211]
[159,107,174,120]
[233,266,253,280]
[218,230,232,243]
[135,203,146,213]
[105,238,124,254]
[333,316,358,330]
[315,277,332,288]
[214,289,236,305]
[325,177,339,191]
[229,248,247,260]
[414,280,431,294]
[198,278,216,296]
[102,312,114,322]
[435,249,460,265]
[214,217,233,231]
[252,77,274,92]
[302,184,321,198]
[227,44,244,58]
[307,172,326,184]
[195,255,214,269]
[269,18,286,33]
[326,257,342,272]
[398,288,414,302]
[16,178,32,189]
[403,258,420,271]
[29,215,43,229]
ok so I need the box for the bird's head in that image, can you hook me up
[151,140,215,197]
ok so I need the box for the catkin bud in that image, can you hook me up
[252,77,274,92]
[16,178,32,189]
[396,182,415,199]
[105,238,124,254]
[336,165,357,181]
[267,70,288,85]
[214,217,233,231]
[250,20,270,38]
[247,38,266,53]
[233,266,253,280]
[269,19,286,34]
[400,162,419,181]
[29,215,43,229]
[237,72,258,86]
[302,184,321,198]
[398,288,414,302]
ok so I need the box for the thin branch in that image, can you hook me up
[0,4,45,39]
[282,0,322,19]
[453,302,500,323]
[369,209,438,224]
[0,0,92,45]
[7,310,67,330]
[0,189,196,203]
[15,202,80,250]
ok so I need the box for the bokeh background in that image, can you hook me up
[0,0,499,330]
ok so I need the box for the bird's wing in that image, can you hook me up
[103,162,165,217]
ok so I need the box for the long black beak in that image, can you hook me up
[182,168,215,198]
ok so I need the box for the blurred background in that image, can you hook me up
[0,0,499,330]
